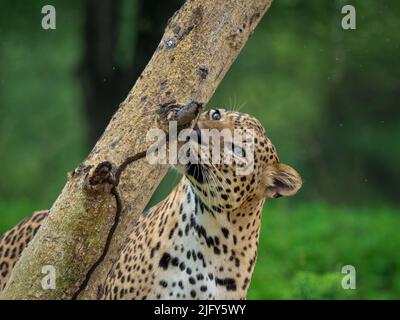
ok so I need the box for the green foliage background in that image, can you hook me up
[0,0,399,299]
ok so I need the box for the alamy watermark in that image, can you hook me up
[41,5,56,30]
[341,265,356,290]
[341,5,356,30]
[41,265,56,290]
[146,121,256,176]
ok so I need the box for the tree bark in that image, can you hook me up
[0,0,273,300]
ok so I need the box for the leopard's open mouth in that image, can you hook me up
[186,163,205,184]
[193,123,202,145]
[185,123,206,183]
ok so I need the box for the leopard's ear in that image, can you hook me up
[265,163,302,198]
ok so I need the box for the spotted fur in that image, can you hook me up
[0,110,302,299]
[0,210,48,291]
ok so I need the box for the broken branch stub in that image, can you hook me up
[0,0,273,300]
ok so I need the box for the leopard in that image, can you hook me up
[0,210,48,291]
[0,109,302,299]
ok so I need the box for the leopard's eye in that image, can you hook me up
[211,110,221,121]
[233,144,246,158]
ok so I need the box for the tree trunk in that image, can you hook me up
[130,0,184,82]
[0,0,273,300]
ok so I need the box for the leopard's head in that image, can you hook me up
[175,109,302,212]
